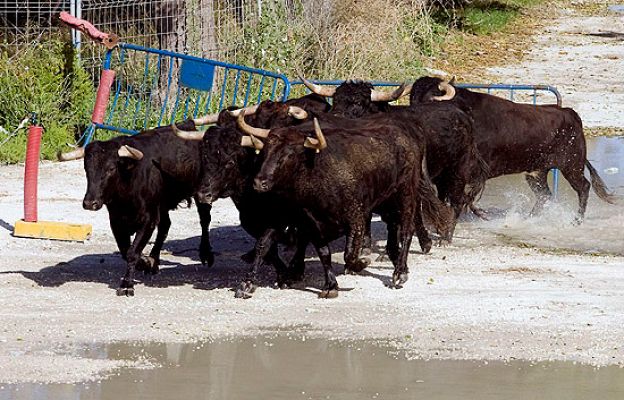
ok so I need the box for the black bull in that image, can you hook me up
[58,121,213,296]
[409,77,615,220]
[252,119,442,292]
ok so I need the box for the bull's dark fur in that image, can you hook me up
[322,80,488,229]
[82,120,213,296]
[410,76,615,219]
[254,120,442,292]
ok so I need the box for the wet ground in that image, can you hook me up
[3,336,624,399]
[463,136,624,255]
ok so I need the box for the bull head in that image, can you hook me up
[118,145,143,160]
[303,118,327,153]
[57,146,85,161]
[172,124,204,141]
[234,109,271,139]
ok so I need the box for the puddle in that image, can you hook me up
[3,336,624,399]
[609,5,624,14]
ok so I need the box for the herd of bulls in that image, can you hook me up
[58,76,615,298]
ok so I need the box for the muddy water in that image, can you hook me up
[3,336,624,400]
[465,136,624,254]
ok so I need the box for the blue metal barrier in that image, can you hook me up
[80,43,291,144]
[290,79,562,195]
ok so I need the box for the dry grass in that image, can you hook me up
[428,1,558,81]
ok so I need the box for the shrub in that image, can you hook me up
[0,37,94,164]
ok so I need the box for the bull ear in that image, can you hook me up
[118,145,144,160]
[449,76,456,85]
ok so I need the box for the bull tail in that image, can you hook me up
[419,156,456,241]
[464,147,490,210]
[585,160,616,204]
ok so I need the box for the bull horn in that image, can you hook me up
[227,104,259,118]
[192,112,219,126]
[304,118,327,153]
[235,109,270,139]
[432,81,456,101]
[172,124,204,141]
[240,134,264,154]
[118,145,144,160]
[57,146,85,162]
[288,106,308,120]
[297,71,336,97]
[371,83,409,102]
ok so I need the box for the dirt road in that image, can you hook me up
[1,0,623,385]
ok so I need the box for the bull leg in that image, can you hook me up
[287,235,308,283]
[315,243,338,299]
[361,215,373,256]
[195,198,214,267]
[143,209,171,275]
[414,204,432,254]
[393,192,417,288]
[385,220,400,265]
[117,220,157,296]
[525,170,552,216]
[235,229,281,299]
[560,166,591,224]
[110,217,131,261]
[343,219,370,274]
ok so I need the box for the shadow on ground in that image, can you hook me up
[1,221,418,296]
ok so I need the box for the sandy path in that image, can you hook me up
[488,1,624,128]
[2,0,624,385]
[0,159,623,384]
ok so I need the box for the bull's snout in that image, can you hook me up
[83,198,103,211]
[253,177,272,192]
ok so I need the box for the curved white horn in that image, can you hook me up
[227,104,260,118]
[371,83,409,102]
[118,145,144,160]
[192,112,219,126]
[57,146,85,162]
[235,110,270,139]
[432,81,456,101]
[304,118,327,153]
[297,70,336,97]
[288,106,308,120]
[173,124,204,141]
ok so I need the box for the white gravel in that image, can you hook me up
[488,4,624,128]
[0,158,623,384]
[1,0,624,385]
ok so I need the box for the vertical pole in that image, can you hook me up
[257,0,262,18]
[24,116,43,223]
[70,0,82,51]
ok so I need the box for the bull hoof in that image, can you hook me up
[345,258,370,274]
[116,287,135,297]
[392,272,409,289]
[140,256,159,275]
[318,289,339,299]
[240,249,256,264]
[421,240,432,254]
[234,281,256,299]
[200,249,215,267]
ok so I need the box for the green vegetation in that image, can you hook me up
[0,37,93,163]
[0,0,543,164]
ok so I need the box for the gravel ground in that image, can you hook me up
[0,158,623,384]
[2,1,624,385]
[488,3,624,128]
